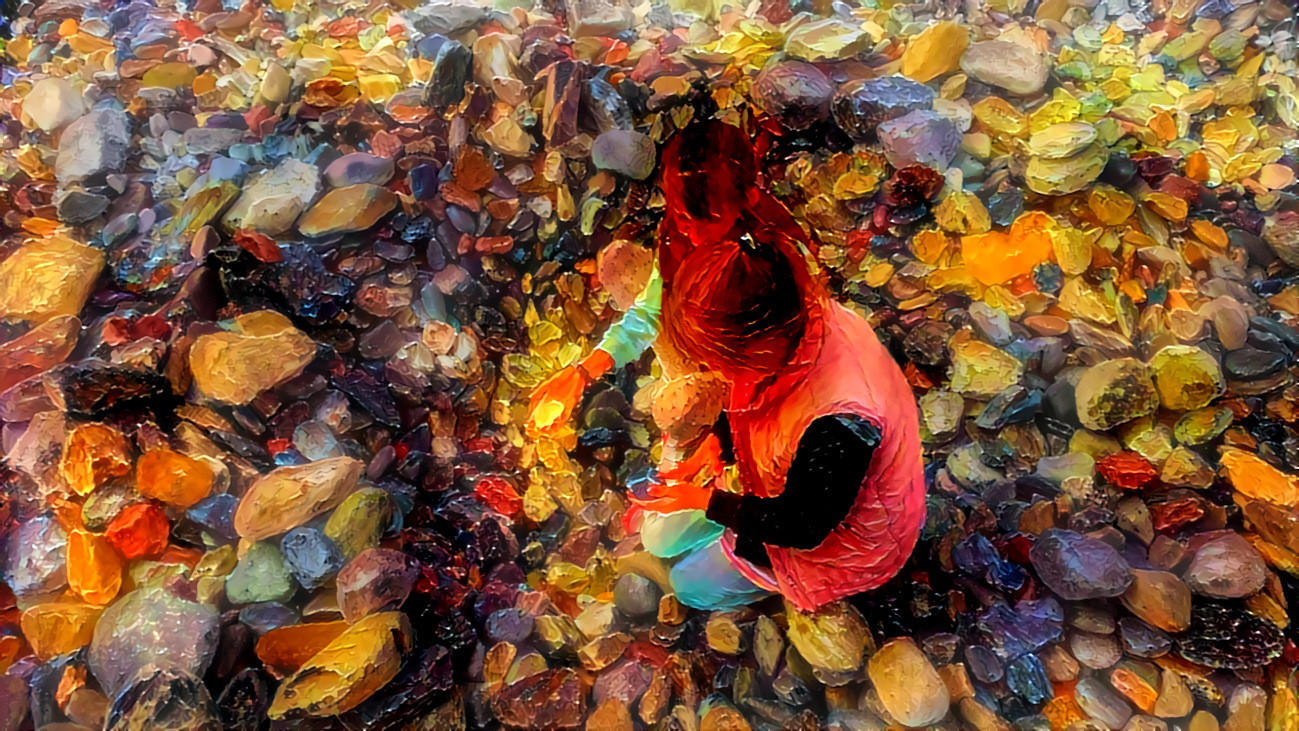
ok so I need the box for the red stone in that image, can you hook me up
[105,503,171,560]
[474,476,522,517]
[1150,497,1206,532]
[1096,452,1159,490]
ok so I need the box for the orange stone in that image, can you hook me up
[1221,449,1299,508]
[1109,665,1157,713]
[19,603,103,660]
[67,530,122,605]
[135,448,215,508]
[1042,694,1086,730]
[60,423,133,496]
[255,621,350,674]
[105,502,171,559]
[962,213,1054,286]
[1185,150,1210,181]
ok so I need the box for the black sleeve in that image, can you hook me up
[706,414,880,564]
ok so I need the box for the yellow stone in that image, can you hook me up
[268,612,412,719]
[141,61,197,88]
[189,310,317,404]
[0,236,106,322]
[901,21,969,83]
[948,331,1024,398]
[784,600,871,677]
[20,602,104,660]
[868,638,950,727]
[60,423,133,496]
[1148,345,1224,411]
[1026,122,1097,159]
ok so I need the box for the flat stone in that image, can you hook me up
[88,587,221,695]
[0,236,106,323]
[227,542,298,605]
[591,130,656,180]
[234,457,364,541]
[1030,529,1133,600]
[324,153,395,188]
[1075,358,1160,431]
[297,183,398,237]
[1183,532,1267,599]
[960,40,1049,96]
[24,76,84,132]
[1121,570,1191,632]
[878,109,961,170]
[189,310,317,404]
[222,158,321,235]
[56,107,132,184]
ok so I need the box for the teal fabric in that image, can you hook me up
[669,535,773,610]
[596,264,662,368]
[641,507,772,610]
[640,509,724,559]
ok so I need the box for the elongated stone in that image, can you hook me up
[6,513,69,597]
[234,457,364,540]
[60,422,133,496]
[322,487,393,560]
[268,612,412,718]
[189,310,316,405]
[135,448,216,508]
[67,529,122,605]
[297,184,398,237]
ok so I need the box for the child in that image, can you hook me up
[529,119,925,612]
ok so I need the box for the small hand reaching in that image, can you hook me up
[526,350,614,436]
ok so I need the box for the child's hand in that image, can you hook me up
[527,350,614,435]
[659,432,724,483]
[527,366,590,435]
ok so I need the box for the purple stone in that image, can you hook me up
[978,598,1064,660]
[325,152,395,187]
[1030,528,1133,600]
[878,110,961,170]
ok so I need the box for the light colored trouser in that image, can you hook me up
[641,509,772,610]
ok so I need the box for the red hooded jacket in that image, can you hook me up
[656,120,926,612]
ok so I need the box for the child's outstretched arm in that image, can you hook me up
[527,262,662,435]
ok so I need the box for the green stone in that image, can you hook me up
[1173,406,1234,445]
[323,487,394,560]
[226,542,297,605]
